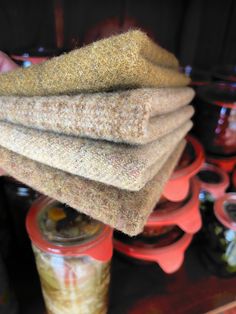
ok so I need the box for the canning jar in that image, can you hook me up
[182,65,211,87]
[233,169,236,192]
[193,83,236,156]
[26,196,113,314]
[200,193,236,277]
[163,135,204,202]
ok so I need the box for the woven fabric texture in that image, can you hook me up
[0,87,194,144]
[0,120,191,191]
[0,142,185,235]
[0,30,189,96]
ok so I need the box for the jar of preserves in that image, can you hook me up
[200,193,236,277]
[193,83,236,156]
[196,164,229,223]
[163,135,204,202]
[26,196,113,314]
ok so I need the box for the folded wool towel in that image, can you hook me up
[0,120,191,191]
[0,142,185,235]
[0,87,195,144]
[0,30,190,96]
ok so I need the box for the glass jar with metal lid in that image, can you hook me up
[26,196,113,314]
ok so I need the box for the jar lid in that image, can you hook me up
[214,193,236,231]
[26,196,113,262]
[113,231,192,274]
[196,83,236,109]
[197,163,229,199]
[206,154,236,173]
[163,135,205,201]
[146,178,201,234]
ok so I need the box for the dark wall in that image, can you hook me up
[0,0,235,68]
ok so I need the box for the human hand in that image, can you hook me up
[0,51,18,73]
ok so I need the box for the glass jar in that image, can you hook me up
[193,83,236,156]
[163,135,204,202]
[196,164,229,223]
[200,193,236,277]
[26,196,113,314]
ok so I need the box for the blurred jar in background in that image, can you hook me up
[193,83,236,156]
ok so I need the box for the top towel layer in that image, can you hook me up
[0,87,194,144]
[0,30,190,96]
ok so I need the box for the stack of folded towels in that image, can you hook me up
[0,30,194,235]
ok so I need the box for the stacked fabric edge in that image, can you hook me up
[0,30,194,235]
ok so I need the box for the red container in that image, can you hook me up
[114,229,192,274]
[182,65,211,87]
[193,83,236,156]
[144,178,201,235]
[207,154,236,173]
[26,196,113,314]
[163,135,205,202]
[197,164,230,199]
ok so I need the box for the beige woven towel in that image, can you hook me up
[0,142,185,235]
[0,30,189,96]
[0,87,194,144]
[0,120,191,191]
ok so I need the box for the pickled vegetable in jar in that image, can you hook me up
[200,193,236,277]
[26,197,113,314]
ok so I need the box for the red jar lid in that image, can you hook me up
[207,154,236,173]
[26,196,113,262]
[197,163,229,199]
[146,178,201,234]
[163,135,205,201]
[11,55,49,65]
[113,232,192,273]
[214,193,236,231]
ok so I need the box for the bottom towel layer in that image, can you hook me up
[0,142,185,235]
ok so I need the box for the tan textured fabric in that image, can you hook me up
[0,31,189,96]
[0,120,191,191]
[0,142,185,235]
[0,87,194,144]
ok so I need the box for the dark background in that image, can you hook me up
[0,0,235,69]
